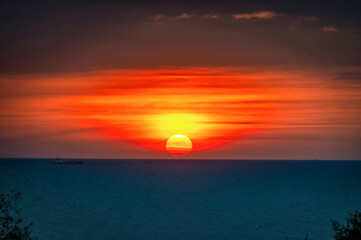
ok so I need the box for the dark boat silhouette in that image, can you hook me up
[54,158,83,164]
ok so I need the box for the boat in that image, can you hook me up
[54,158,83,164]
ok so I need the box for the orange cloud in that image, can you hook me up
[152,13,194,21]
[176,13,194,19]
[321,26,339,32]
[232,11,285,19]
[152,14,165,21]
[203,14,218,19]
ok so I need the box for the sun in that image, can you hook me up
[166,134,193,157]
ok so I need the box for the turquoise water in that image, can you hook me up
[1,159,361,240]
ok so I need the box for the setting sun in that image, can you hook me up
[166,134,193,157]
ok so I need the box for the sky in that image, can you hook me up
[0,0,360,159]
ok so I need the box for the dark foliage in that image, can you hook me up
[0,191,34,240]
[332,210,361,240]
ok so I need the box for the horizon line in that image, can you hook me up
[0,157,360,161]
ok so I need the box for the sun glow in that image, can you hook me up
[152,113,205,139]
[0,67,356,159]
[66,68,295,154]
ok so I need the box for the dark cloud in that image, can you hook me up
[0,0,360,74]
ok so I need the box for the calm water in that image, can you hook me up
[1,159,361,240]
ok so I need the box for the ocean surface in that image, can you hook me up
[1,159,361,240]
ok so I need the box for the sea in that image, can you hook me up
[1,159,361,240]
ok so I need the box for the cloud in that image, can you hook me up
[232,11,285,19]
[152,13,194,21]
[203,14,218,19]
[153,11,284,22]
[333,71,361,82]
[1,1,360,75]
[176,13,194,19]
[1,127,103,143]
[321,26,338,32]
[152,14,165,21]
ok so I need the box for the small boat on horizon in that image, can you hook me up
[54,158,83,164]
